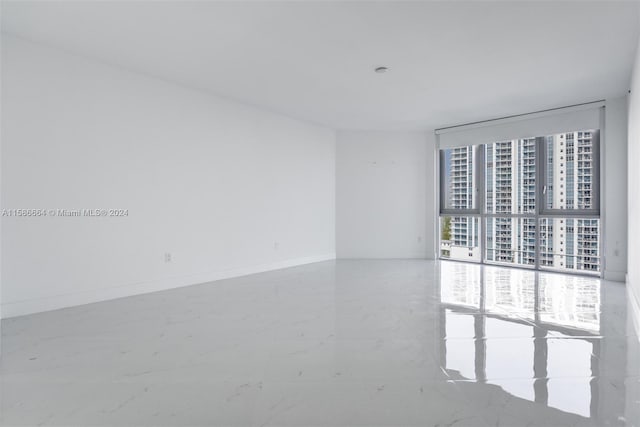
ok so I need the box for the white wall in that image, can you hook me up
[0,36,336,318]
[628,29,640,336]
[626,23,640,427]
[603,97,628,282]
[336,131,435,259]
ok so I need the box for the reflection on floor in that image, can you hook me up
[440,262,633,423]
[1,260,639,426]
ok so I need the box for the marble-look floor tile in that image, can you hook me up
[1,260,638,426]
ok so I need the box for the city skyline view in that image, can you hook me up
[440,130,600,274]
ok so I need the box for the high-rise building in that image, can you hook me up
[448,146,479,260]
[443,131,599,272]
[485,139,536,266]
[542,131,599,272]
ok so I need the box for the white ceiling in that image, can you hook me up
[2,1,639,131]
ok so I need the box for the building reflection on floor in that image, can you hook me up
[438,261,637,423]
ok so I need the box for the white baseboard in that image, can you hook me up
[1,253,336,319]
[335,253,430,259]
[604,270,627,282]
[627,275,640,341]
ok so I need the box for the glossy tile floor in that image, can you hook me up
[1,260,639,426]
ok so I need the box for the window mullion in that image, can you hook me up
[535,136,546,271]
[478,144,486,263]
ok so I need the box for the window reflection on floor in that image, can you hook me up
[440,262,482,308]
[485,266,536,320]
[440,261,481,308]
[547,336,594,417]
[439,261,603,419]
[444,309,476,380]
[485,319,535,401]
[539,272,600,332]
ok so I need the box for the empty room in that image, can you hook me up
[1,1,639,426]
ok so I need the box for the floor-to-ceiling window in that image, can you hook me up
[439,128,601,275]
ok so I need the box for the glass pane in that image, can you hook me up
[441,146,478,210]
[440,216,480,261]
[485,138,536,214]
[544,130,597,210]
[539,218,600,273]
[485,217,536,266]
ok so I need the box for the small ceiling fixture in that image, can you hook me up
[374,66,389,73]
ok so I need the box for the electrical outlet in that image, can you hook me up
[164,252,172,263]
